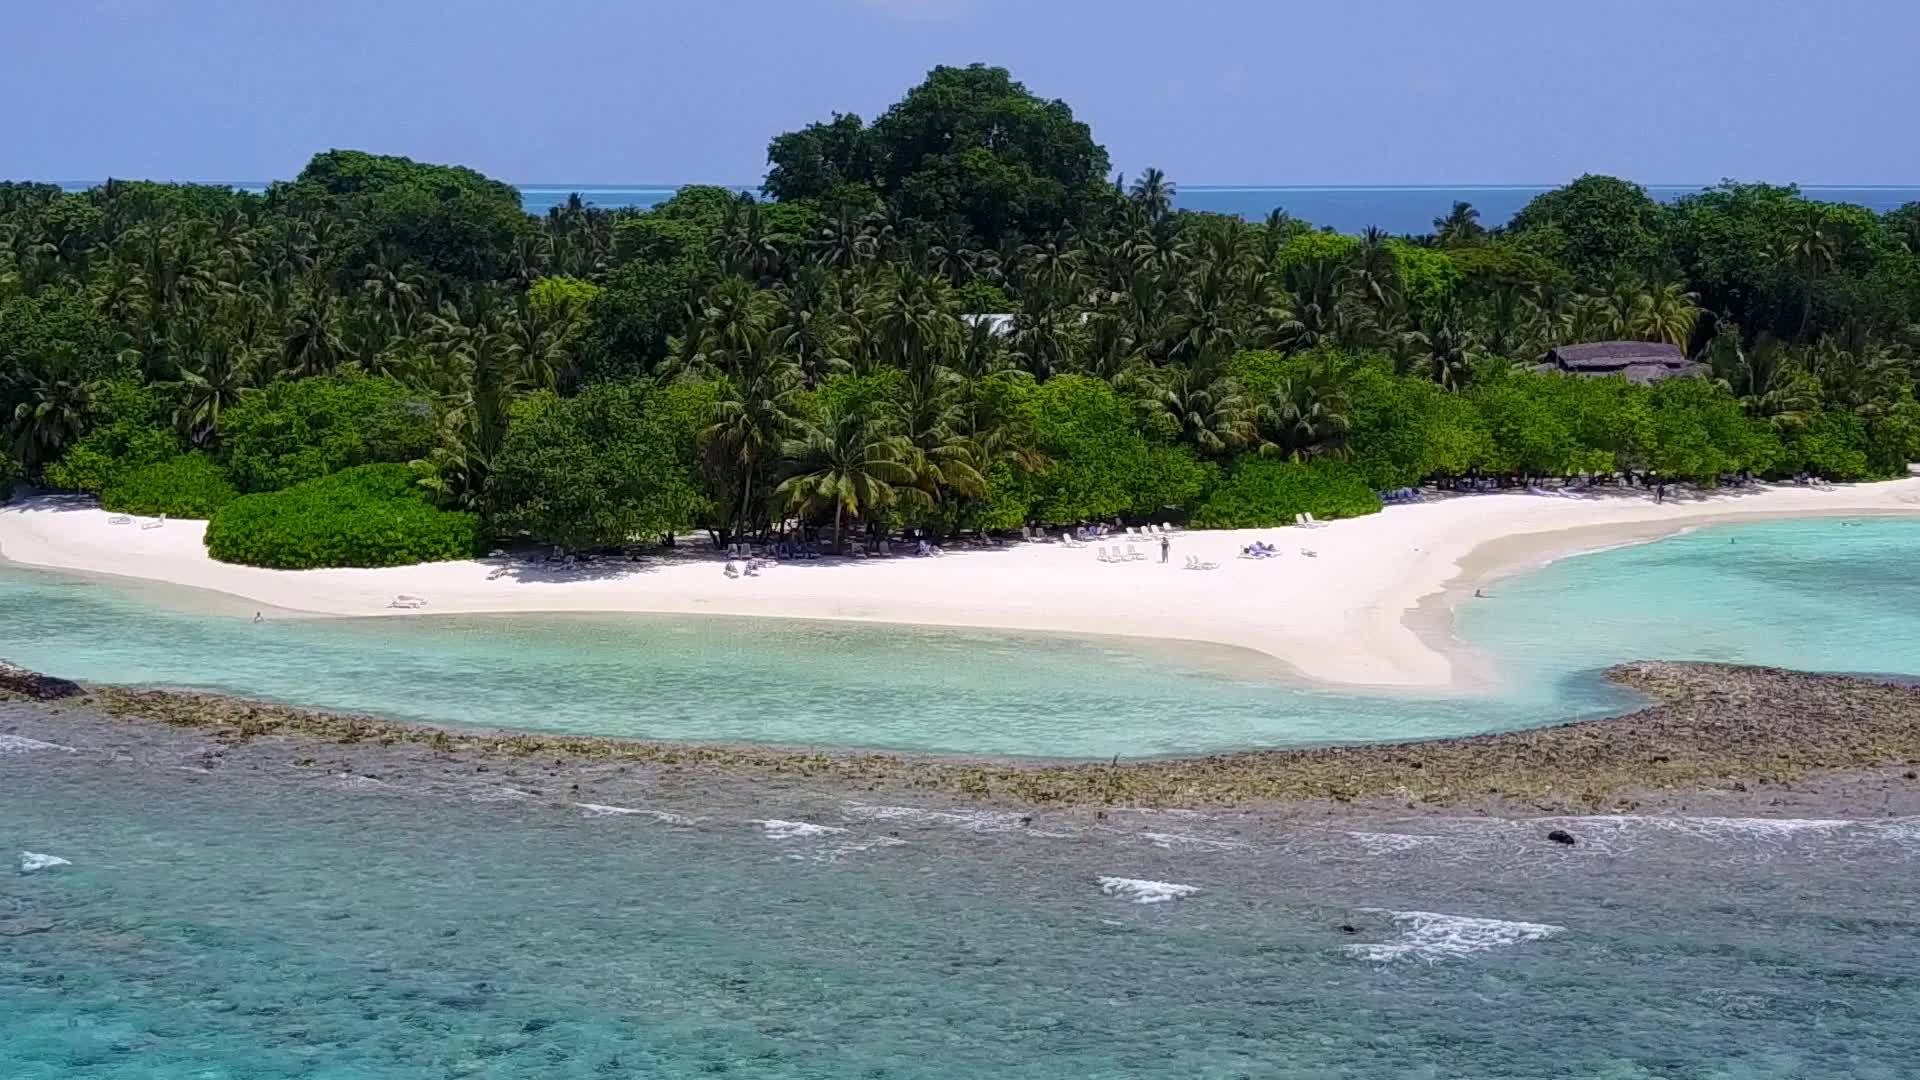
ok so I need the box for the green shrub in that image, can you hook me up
[217,374,436,493]
[44,380,179,495]
[1,453,23,502]
[206,463,481,569]
[1190,459,1382,530]
[100,454,238,519]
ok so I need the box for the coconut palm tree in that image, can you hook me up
[170,339,257,446]
[1138,361,1252,456]
[1432,202,1485,246]
[1631,282,1701,348]
[1783,205,1841,341]
[8,371,101,467]
[1256,359,1352,460]
[1128,168,1176,222]
[1343,227,1400,312]
[773,399,919,554]
[770,268,848,387]
[1708,331,1816,431]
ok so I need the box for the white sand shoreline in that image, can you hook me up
[4,479,1919,690]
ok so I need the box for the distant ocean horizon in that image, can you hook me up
[49,181,1920,234]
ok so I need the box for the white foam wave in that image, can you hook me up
[576,803,697,825]
[19,852,71,873]
[333,773,386,791]
[756,819,847,839]
[843,802,1067,836]
[754,819,907,863]
[1140,831,1249,852]
[1345,909,1563,963]
[0,735,76,755]
[1539,815,1920,850]
[1098,876,1199,904]
[1346,831,1448,855]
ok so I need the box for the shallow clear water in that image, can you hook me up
[6,517,1920,1076]
[1460,518,1920,685]
[2,518,1917,758]
[4,741,1919,1078]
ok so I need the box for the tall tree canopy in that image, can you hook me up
[763,65,1112,245]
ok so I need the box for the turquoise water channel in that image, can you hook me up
[3,517,1919,757]
[5,516,1920,1077]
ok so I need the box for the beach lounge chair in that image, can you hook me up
[724,560,740,578]
[1125,544,1145,561]
[1299,548,1318,558]
[140,514,167,530]
[388,594,428,609]
[1096,546,1112,563]
[108,515,132,526]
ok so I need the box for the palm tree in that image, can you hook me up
[773,399,919,554]
[1631,282,1701,348]
[1343,227,1400,314]
[898,375,986,512]
[770,268,848,387]
[283,284,345,377]
[1709,331,1816,431]
[8,372,101,468]
[1783,205,1841,341]
[1128,168,1176,222]
[1432,202,1485,246]
[1256,359,1352,460]
[1139,362,1252,455]
[170,343,256,447]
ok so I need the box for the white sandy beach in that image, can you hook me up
[4,479,1919,689]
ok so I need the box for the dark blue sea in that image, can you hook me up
[52,182,1920,234]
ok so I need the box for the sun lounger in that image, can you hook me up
[140,515,166,530]
[388,594,428,609]
[1125,544,1145,561]
[1096,546,1112,563]
[108,515,132,526]
[1299,548,1317,558]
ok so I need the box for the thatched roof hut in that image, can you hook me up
[1529,342,1708,385]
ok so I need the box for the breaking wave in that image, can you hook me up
[19,852,71,873]
[1345,909,1563,963]
[0,735,75,756]
[1098,877,1199,904]
[576,803,698,825]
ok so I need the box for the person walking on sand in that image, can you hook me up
[1159,535,1170,563]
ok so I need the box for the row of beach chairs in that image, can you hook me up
[1095,544,1149,563]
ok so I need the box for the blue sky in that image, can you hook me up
[7,0,1916,186]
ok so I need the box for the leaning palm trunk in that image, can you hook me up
[735,469,755,546]
[832,502,846,556]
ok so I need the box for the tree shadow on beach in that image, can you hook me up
[478,537,1029,584]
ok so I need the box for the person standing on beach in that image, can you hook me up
[1159,535,1170,563]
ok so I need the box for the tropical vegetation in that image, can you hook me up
[4,64,1918,564]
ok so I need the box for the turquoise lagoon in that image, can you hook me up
[5,516,1920,1079]
[3,518,1919,757]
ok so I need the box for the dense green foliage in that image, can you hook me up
[0,452,21,500]
[1192,460,1381,529]
[3,66,1918,565]
[99,453,237,519]
[489,381,708,549]
[216,374,436,493]
[43,381,178,494]
[205,464,480,569]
